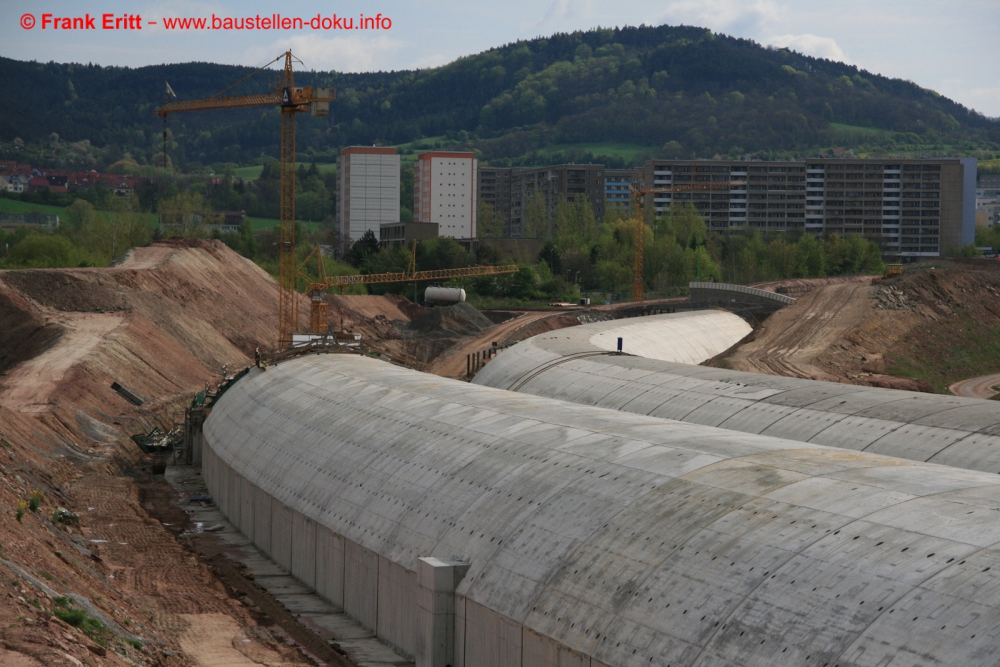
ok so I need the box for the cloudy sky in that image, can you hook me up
[2,0,998,116]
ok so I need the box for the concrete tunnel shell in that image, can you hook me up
[474,310,1000,476]
[205,354,1000,667]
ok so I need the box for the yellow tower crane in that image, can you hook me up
[628,179,748,302]
[156,51,334,348]
[297,241,520,334]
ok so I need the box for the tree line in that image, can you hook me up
[2,24,996,171]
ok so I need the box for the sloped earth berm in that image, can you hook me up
[708,261,1000,394]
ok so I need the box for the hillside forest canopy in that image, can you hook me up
[0,24,997,171]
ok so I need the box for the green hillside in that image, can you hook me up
[1,25,996,170]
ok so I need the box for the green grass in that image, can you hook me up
[0,198,67,216]
[232,162,337,181]
[828,122,891,137]
[542,142,658,161]
[53,599,109,647]
[0,197,159,227]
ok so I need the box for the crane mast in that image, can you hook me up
[628,179,747,302]
[156,51,334,348]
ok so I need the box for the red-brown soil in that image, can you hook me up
[0,239,314,666]
[708,263,1000,393]
[0,238,557,664]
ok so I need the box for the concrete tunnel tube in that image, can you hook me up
[474,310,1000,476]
[204,354,1000,667]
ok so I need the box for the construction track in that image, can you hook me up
[719,281,874,381]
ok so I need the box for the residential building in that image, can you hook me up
[336,146,400,249]
[642,158,977,257]
[980,174,1000,189]
[509,164,605,237]
[413,151,477,238]
[604,168,643,216]
[977,203,1000,229]
[0,175,26,193]
[379,222,439,249]
[477,166,513,231]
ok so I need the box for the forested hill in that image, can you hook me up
[2,24,997,168]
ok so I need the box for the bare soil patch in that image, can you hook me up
[709,263,1000,393]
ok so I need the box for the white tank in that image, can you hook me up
[424,287,466,304]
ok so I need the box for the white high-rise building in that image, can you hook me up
[414,151,477,238]
[336,146,400,249]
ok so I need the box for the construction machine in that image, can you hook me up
[156,51,334,348]
[883,263,904,278]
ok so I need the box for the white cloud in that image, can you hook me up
[653,0,779,33]
[532,0,596,29]
[767,33,850,63]
[245,33,406,73]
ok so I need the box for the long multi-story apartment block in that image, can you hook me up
[642,158,977,257]
[413,151,477,239]
[604,168,643,216]
[336,146,400,250]
[477,167,512,230]
[508,164,606,237]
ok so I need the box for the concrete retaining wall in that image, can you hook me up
[689,281,796,312]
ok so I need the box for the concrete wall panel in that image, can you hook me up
[455,595,467,667]
[240,477,255,543]
[465,600,521,667]
[254,485,272,553]
[378,556,417,657]
[344,539,378,631]
[229,468,242,532]
[291,511,316,588]
[523,628,588,667]
[271,501,292,570]
[315,525,344,608]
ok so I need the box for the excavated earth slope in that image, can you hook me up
[0,239,316,666]
[709,263,1000,394]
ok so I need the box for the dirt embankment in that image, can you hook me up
[709,263,1000,393]
[0,239,313,666]
[0,237,565,665]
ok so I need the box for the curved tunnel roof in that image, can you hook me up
[207,355,1000,667]
[474,311,1000,475]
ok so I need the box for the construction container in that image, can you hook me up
[424,287,466,304]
